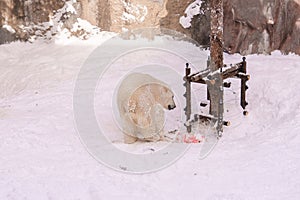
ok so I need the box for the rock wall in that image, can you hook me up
[160,0,300,55]
[1,0,299,55]
[222,0,300,55]
[0,0,66,43]
[107,0,168,32]
[159,0,193,36]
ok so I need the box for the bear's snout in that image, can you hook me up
[168,104,176,110]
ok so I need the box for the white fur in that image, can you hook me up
[117,73,175,143]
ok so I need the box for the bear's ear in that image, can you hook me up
[162,85,169,93]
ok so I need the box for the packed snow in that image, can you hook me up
[0,33,300,199]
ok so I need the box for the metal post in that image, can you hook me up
[240,57,249,114]
[184,63,192,133]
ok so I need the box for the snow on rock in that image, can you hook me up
[121,0,148,23]
[65,0,77,14]
[179,0,204,28]
[22,0,101,42]
[69,18,101,40]
[2,25,16,34]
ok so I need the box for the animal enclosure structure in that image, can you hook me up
[183,57,250,137]
[183,0,250,138]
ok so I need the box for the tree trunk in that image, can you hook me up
[210,0,223,71]
[209,0,224,136]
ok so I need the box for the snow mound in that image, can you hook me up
[1,37,300,199]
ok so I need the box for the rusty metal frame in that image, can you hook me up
[184,57,250,136]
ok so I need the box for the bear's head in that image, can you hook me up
[152,84,176,111]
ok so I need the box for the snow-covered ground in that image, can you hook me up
[0,34,300,199]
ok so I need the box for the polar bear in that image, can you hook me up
[117,73,176,144]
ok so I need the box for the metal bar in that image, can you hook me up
[184,63,192,133]
[240,57,248,111]
[241,57,247,74]
[194,114,230,126]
